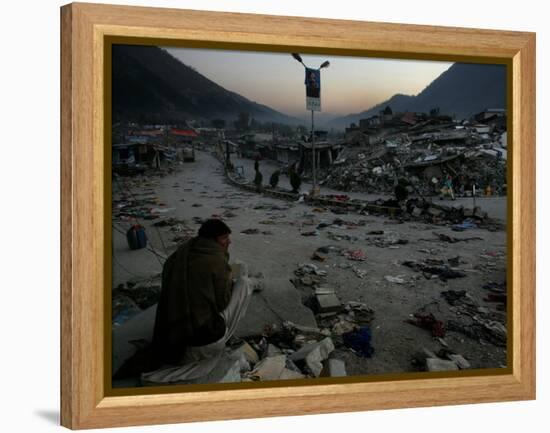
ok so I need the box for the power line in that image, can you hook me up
[112,252,150,279]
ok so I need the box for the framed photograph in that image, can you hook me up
[61,2,535,429]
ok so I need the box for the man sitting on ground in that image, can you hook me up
[113,219,254,383]
[151,219,252,367]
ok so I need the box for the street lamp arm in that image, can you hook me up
[292,53,330,70]
[291,53,305,67]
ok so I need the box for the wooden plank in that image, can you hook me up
[514,32,536,395]
[74,2,530,59]
[60,4,73,429]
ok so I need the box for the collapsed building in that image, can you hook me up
[322,109,507,197]
[113,107,507,201]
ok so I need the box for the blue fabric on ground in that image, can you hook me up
[342,326,374,358]
[452,218,478,231]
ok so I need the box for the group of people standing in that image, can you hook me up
[431,173,495,200]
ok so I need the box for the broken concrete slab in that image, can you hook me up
[247,355,287,381]
[328,358,347,377]
[320,358,347,377]
[220,354,249,383]
[284,321,319,334]
[314,287,336,295]
[316,292,342,313]
[290,337,335,377]
[290,337,334,361]
[426,358,459,372]
[448,354,471,369]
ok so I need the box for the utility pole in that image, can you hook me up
[292,53,330,196]
[311,109,316,194]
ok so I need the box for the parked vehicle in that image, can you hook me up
[183,146,195,162]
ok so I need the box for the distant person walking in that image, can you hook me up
[289,163,302,194]
[269,170,280,188]
[254,166,263,192]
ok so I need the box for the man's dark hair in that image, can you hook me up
[198,219,231,239]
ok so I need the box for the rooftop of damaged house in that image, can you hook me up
[110,104,507,388]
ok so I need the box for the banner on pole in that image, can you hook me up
[305,68,321,111]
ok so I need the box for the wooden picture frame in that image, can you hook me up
[61,2,536,429]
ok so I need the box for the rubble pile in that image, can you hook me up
[233,322,342,380]
[320,128,506,197]
[404,199,505,228]
[306,195,502,231]
[229,300,378,382]
[289,260,377,361]
[321,148,405,194]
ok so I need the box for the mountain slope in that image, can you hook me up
[328,63,506,129]
[112,45,298,124]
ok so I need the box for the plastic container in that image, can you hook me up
[126,224,147,250]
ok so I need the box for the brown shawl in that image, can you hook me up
[151,236,232,365]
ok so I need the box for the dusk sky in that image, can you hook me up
[166,47,453,118]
